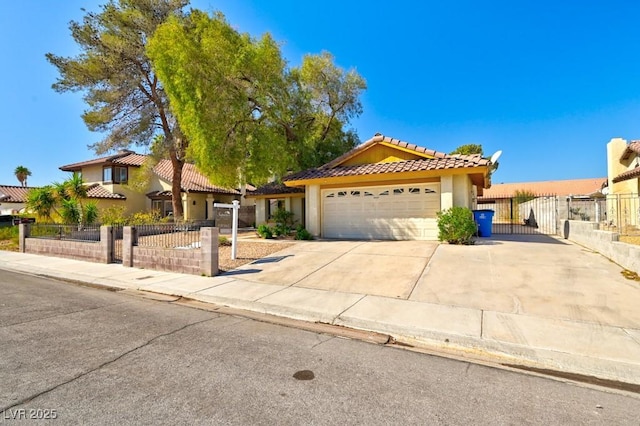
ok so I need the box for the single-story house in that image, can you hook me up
[59,150,244,221]
[249,133,496,240]
[0,185,33,214]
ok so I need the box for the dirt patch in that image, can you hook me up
[619,235,640,246]
[0,240,18,251]
[218,240,294,272]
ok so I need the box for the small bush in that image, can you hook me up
[129,210,163,225]
[294,225,313,240]
[256,224,274,239]
[100,205,128,225]
[272,209,295,236]
[436,207,476,245]
[218,235,231,246]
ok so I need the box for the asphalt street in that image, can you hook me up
[1,269,639,425]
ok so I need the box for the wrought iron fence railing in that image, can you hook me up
[600,193,640,236]
[29,224,101,242]
[133,223,203,249]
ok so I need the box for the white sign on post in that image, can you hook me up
[213,200,239,260]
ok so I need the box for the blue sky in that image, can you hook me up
[2,0,640,187]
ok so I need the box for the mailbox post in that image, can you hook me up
[213,200,239,260]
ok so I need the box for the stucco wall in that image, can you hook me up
[562,220,640,274]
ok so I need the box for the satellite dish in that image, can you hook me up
[490,150,502,164]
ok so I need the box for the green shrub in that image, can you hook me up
[294,225,313,240]
[256,224,274,239]
[436,207,476,245]
[218,235,231,246]
[0,226,19,250]
[272,209,295,236]
[100,205,128,225]
[128,210,163,225]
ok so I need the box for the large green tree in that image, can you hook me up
[46,0,189,219]
[450,144,484,156]
[147,11,366,187]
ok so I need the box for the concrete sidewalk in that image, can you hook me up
[1,235,639,389]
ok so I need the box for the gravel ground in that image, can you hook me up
[218,240,295,272]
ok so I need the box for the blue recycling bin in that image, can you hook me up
[472,209,494,237]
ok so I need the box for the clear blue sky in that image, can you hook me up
[2,0,640,187]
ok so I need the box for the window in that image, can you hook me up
[425,188,436,194]
[102,166,128,184]
[267,198,285,219]
[379,190,389,196]
[102,167,112,183]
[350,190,361,197]
[409,187,420,194]
[393,188,404,195]
[337,191,347,197]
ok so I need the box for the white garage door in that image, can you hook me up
[322,183,441,240]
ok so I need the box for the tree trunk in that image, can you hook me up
[169,149,185,221]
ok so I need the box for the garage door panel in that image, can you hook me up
[322,184,441,240]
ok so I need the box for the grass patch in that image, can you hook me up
[0,226,19,251]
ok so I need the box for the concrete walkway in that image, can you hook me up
[1,234,639,388]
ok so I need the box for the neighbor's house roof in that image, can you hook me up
[86,184,126,199]
[283,134,491,188]
[59,150,147,171]
[612,166,640,183]
[481,178,607,198]
[60,151,239,196]
[619,141,640,161]
[246,182,305,198]
[0,185,34,203]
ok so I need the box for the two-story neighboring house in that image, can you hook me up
[59,150,241,221]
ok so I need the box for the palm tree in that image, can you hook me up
[14,166,32,187]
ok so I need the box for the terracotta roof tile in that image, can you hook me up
[59,150,145,171]
[481,177,607,198]
[153,160,239,195]
[249,182,305,196]
[284,156,489,182]
[0,185,34,203]
[612,166,640,183]
[620,141,640,161]
[86,184,126,199]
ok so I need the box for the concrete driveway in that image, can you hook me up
[227,234,640,329]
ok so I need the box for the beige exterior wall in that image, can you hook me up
[291,197,304,227]
[452,174,473,208]
[305,185,322,236]
[440,175,454,210]
[607,138,638,195]
[0,202,26,214]
[79,164,104,185]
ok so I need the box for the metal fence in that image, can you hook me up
[477,194,559,235]
[134,223,203,249]
[601,193,640,236]
[29,224,101,242]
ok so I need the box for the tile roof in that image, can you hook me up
[60,150,239,195]
[284,156,489,182]
[612,166,640,183]
[323,134,450,168]
[481,177,607,198]
[0,185,34,203]
[620,141,640,161]
[152,160,240,195]
[249,182,305,196]
[86,184,126,199]
[60,150,146,171]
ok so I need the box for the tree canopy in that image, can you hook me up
[147,10,366,187]
[450,144,484,156]
[46,0,189,219]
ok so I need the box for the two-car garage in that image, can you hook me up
[322,183,441,240]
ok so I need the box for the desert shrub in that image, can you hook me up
[256,224,273,239]
[0,226,19,250]
[100,206,128,225]
[294,225,313,240]
[129,210,163,225]
[272,209,295,236]
[218,235,231,246]
[436,207,476,245]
